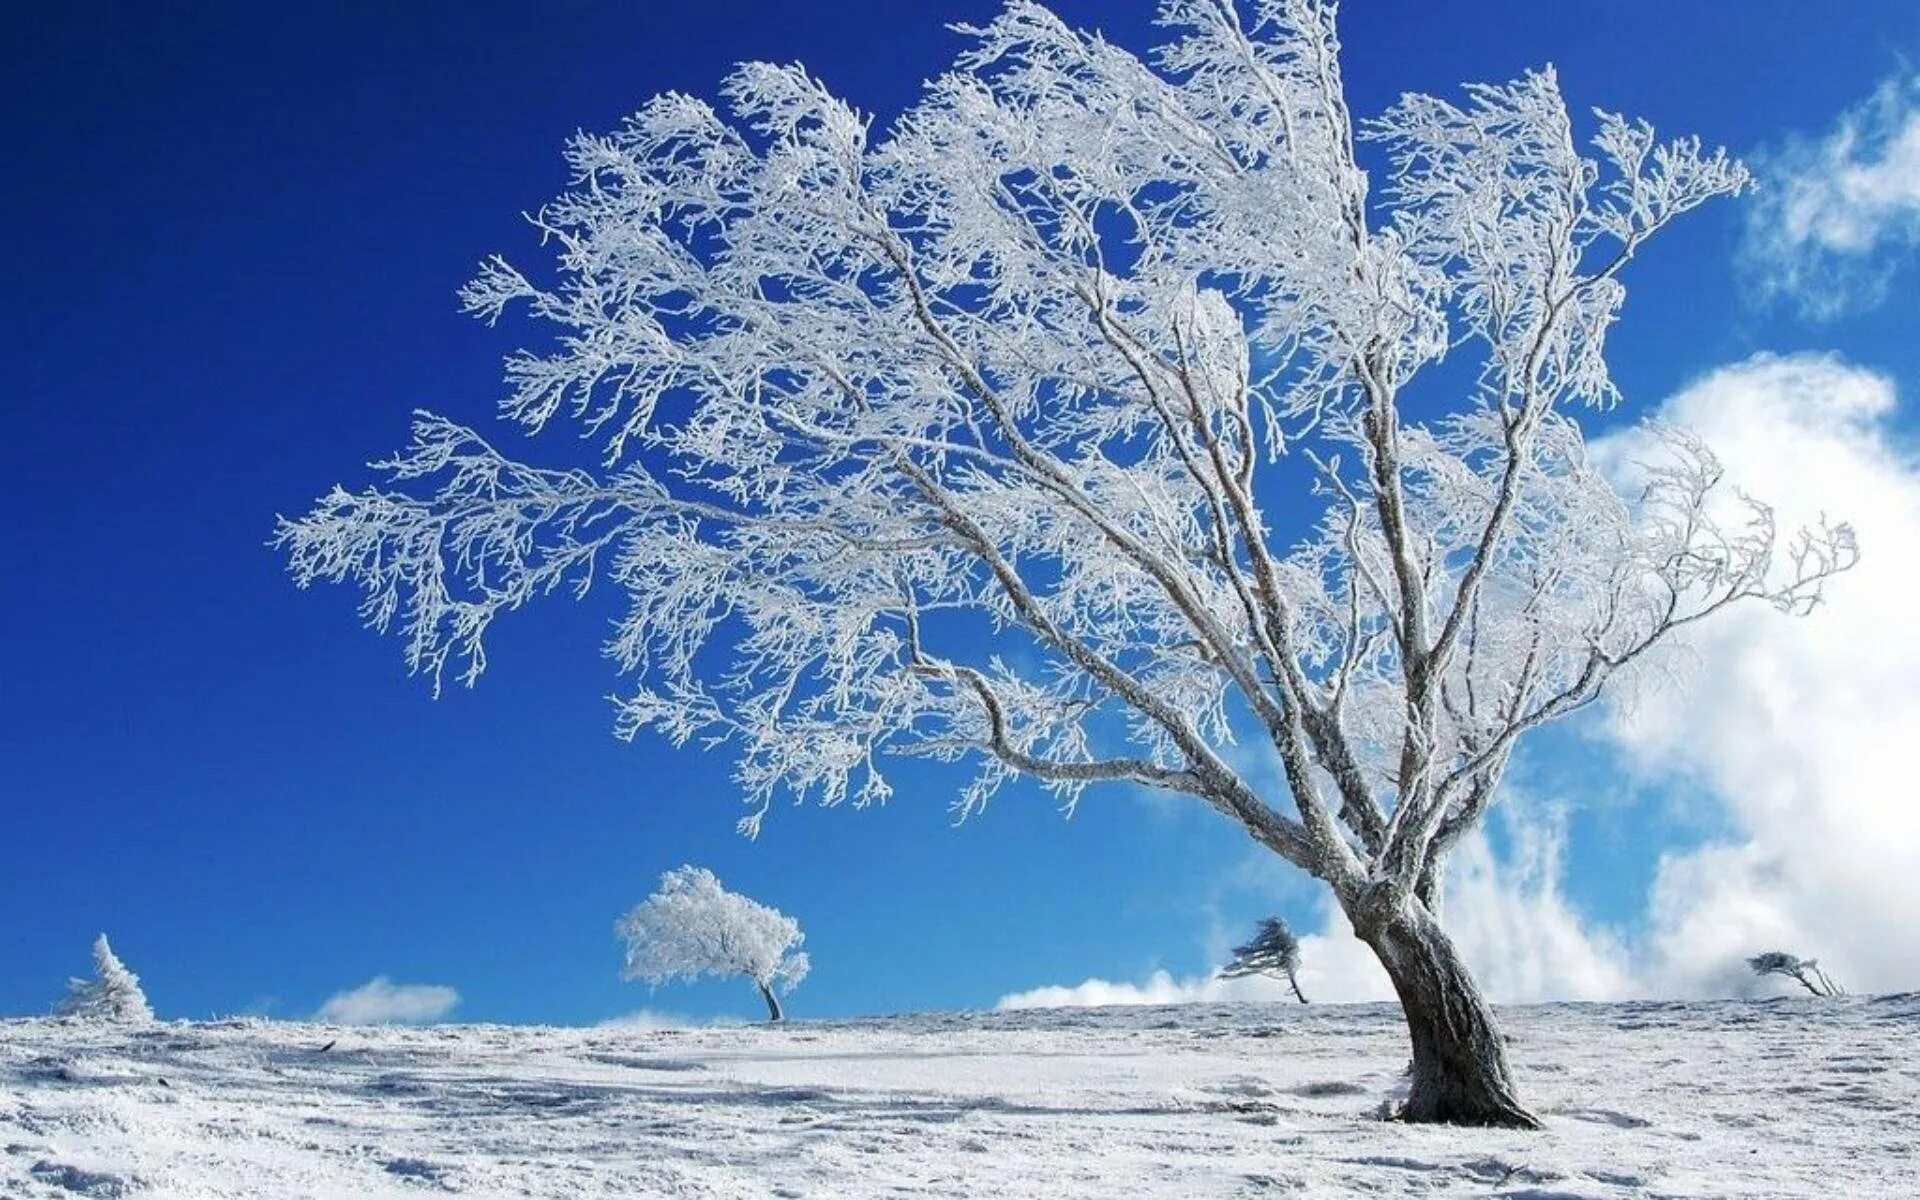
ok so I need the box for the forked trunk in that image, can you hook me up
[756,979,784,1023]
[1362,904,1539,1128]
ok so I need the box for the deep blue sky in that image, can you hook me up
[5,2,1916,1025]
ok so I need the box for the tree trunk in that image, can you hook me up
[756,980,784,1023]
[1361,904,1539,1128]
[1287,973,1308,1005]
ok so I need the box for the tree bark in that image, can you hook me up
[756,980,784,1023]
[1360,903,1540,1128]
[1287,973,1308,1005]
[1414,866,1444,922]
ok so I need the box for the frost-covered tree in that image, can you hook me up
[1222,916,1307,1003]
[616,866,810,1021]
[54,934,154,1023]
[1747,951,1844,998]
[279,1,1854,1125]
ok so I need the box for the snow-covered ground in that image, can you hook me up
[2,995,1913,1198]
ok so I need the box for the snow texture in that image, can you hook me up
[2,996,1913,1197]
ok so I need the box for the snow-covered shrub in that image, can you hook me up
[54,933,154,1023]
[1221,916,1307,1003]
[1747,950,1844,998]
[616,866,809,1021]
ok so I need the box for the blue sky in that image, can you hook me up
[6,1,1919,1025]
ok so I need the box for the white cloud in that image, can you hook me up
[1745,73,1920,316]
[1002,351,1920,1012]
[1440,810,1634,1002]
[997,970,1237,1010]
[595,1008,728,1030]
[315,977,460,1025]
[1597,352,1920,998]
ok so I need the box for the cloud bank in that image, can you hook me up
[1745,72,1920,316]
[315,977,460,1025]
[1600,353,1920,998]
[1002,352,1919,1011]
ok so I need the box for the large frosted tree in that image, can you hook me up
[617,866,810,1021]
[280,1,1852,1124]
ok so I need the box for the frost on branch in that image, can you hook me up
[279,0,1856,1125]
[54,934,154,1024]
[617,866,809,1021]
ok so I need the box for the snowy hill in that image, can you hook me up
[3,995,1913,1198]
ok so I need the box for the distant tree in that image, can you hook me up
[617,866,810,1021]
[1747,951,1844,998]
[279,0,1855,1125]
[54,934,154,1023]
[1222,916,1307,1003]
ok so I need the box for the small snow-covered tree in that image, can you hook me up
[617,866,809,1021]
[1747,950,1844,998]
[1222,916,1307,1003]
[54,934,154,1023]
[280,1,1854,1125]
